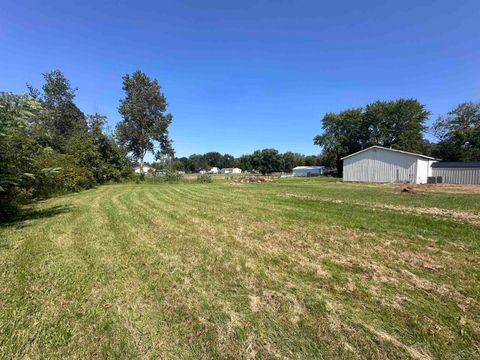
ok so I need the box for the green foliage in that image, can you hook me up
[196,173,213,183]
[163,169,183,182]
[0,93,42,215]
[34,150,95,195]
[282,152,305,172]
[28,70,88,150]
[116,70,174,167]
[1,72,133,217]
[432,102,480,161]
[250,148,282,174]
[314,108,365,172]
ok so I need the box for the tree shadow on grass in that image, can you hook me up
[0,204,74,229]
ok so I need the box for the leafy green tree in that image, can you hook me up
[237,154,253,172]
[432,102,480,161]
[176,157,191,172]
[204,152,224,168]
[0,93,41,214]
[169,159,186,172]
[314,108,365,173]
[28,70,87,149]
[222,154,236,168]
[116,70,174,173]
[188,154,209,172]
[364,99,429,152]
[282,152,305,172]
[304,155,322,166]
[251,149,282,174]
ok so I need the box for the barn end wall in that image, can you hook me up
[343,148,423,183]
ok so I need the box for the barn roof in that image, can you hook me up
[341,146,437,161]
[432,161,480,168]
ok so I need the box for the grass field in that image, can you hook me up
[1,178,479,359]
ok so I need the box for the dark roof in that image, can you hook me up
[432,162,480,169]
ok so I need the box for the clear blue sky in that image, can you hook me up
[1,0,479,159]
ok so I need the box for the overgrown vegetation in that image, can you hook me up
[0,69,178,217]
[196,173,213,183]
[0,178,478,358]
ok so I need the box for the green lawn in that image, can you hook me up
[1,178,479,359]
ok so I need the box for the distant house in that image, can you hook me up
[134,165,152,174]
[221,167,242,174]
[292,166,325,177]
[209,167,220,174]
[342,146,437,184]
[432,162,480,184]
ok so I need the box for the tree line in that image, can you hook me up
[1,69,173,216]
[158,149,322,175]
[314,99,480,175]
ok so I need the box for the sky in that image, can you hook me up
[1,0,479,160]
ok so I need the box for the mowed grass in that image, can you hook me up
[1,178,479,359]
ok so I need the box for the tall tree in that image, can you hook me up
[223,154,236,168]
[237,154,253,172]
[282,152,305,172]
[432,102,480,161]
[116,70,174,172]
[364,99,429,152]
[204,152,224,168]
[28,70,87,149]
[250,149,282,174]
[188,154,209,172]
[314,108,365,173]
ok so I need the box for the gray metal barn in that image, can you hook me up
[342,146,437,184]
[432,162,480,184]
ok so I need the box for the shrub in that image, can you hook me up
[164,169,183,183]
[34,150,95,196]
[196,173,213,183]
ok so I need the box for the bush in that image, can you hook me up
[164,169,183,182]
[196,173,213,183]
[34,150,95,196]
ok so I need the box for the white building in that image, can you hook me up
[134,165,152,174]
[292,166,325,177]
[342,146,437,184]
[221,167,242,174]
[209,167,219,174]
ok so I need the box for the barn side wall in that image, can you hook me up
[432,168,480,184]
[343,149,419,183]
